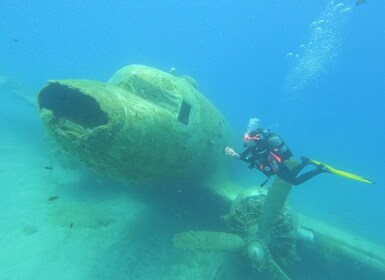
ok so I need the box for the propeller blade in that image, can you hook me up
[258,176,292,239]
[267,257,293,280]
[256,170,294,280]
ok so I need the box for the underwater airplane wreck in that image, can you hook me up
[38,64,232,185]
[37,65,385,280]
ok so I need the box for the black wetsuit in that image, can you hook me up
[239,131,323,185]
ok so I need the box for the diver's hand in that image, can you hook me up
[224,147,240,158]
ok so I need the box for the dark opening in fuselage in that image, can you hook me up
[38,83,108,129]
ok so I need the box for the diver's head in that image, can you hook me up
[244,117,264,146]
[244,131,265,147]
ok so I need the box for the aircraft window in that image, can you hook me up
[178,100,192,126]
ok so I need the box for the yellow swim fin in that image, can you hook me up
[309,159,374,184]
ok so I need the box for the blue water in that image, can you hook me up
[1,1,384,279]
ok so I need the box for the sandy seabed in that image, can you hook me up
[0,125,235,280]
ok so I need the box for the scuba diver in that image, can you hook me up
[225,118,327,186]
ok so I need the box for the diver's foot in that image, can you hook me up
[300,156,310,165]
[317,164,330,173]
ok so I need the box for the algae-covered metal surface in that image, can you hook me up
[295,214,385,279]
[173,184,385,280]
[38,65,232,185]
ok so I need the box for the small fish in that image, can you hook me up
[48,196,59,202]
[355,0,366,6]
[44,166,53,170]
[12,39,19,43]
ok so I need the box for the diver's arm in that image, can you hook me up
[239,147,252,161]
[225,146,253,163]
[224,146,240,159]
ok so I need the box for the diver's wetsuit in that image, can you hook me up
[239,131,323,185]
[277,159,324,185]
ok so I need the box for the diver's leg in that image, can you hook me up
[277,166,296,185]
[292,168,325,185]
[288,157,309,177]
